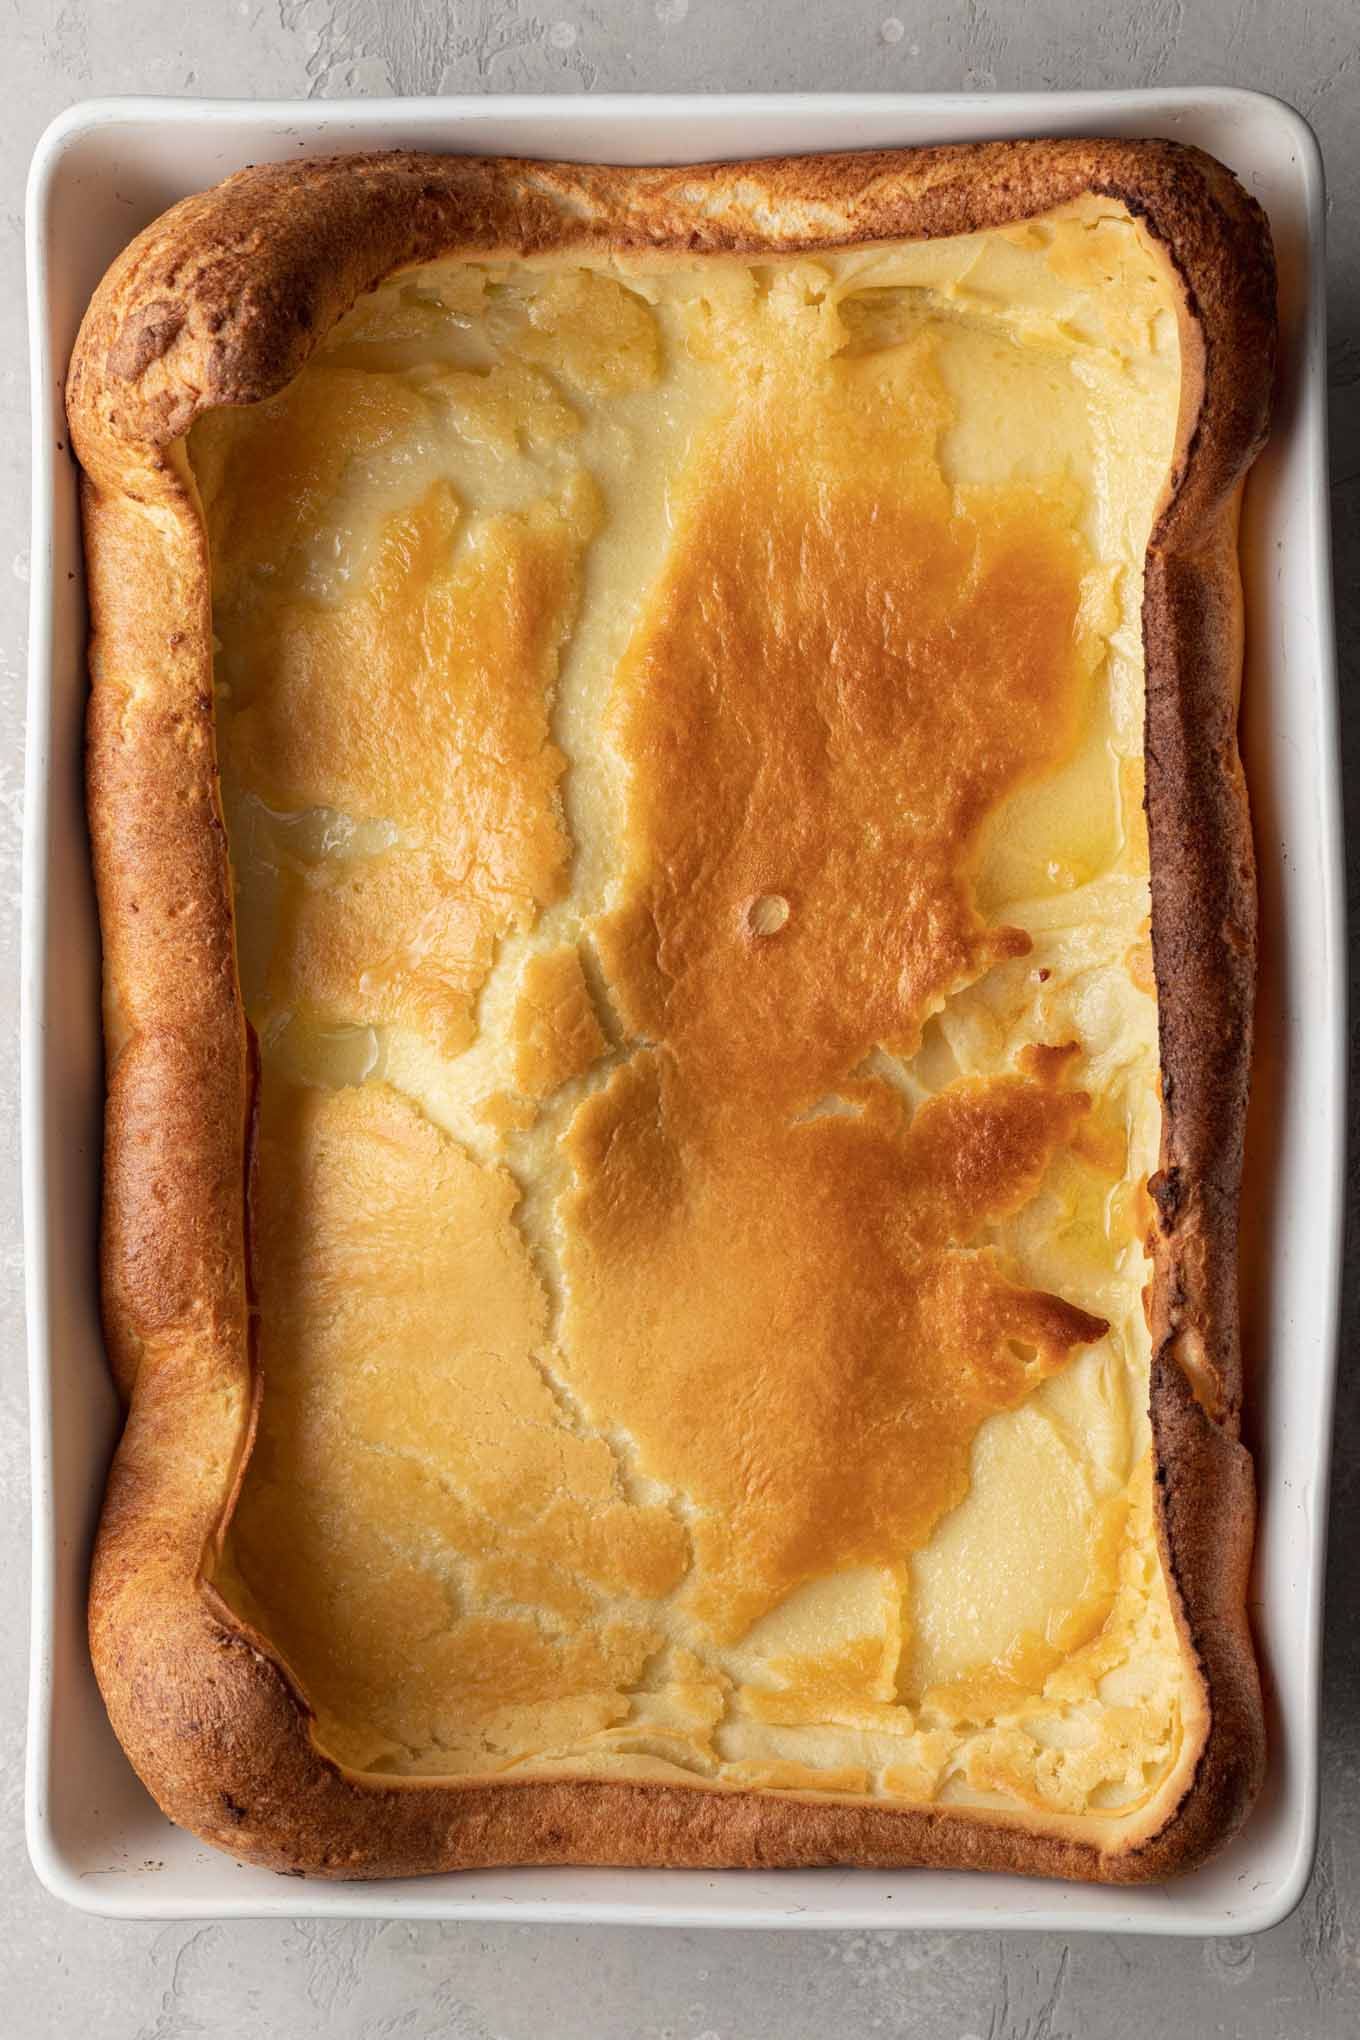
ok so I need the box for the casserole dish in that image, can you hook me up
[23,83,1337,1925]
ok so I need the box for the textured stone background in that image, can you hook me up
[3,3,1357,2034]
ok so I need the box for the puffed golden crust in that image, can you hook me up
[70,140,1274,1883]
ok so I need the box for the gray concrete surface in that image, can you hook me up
[2,2,1357,2034]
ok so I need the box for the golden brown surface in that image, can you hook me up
[70,140,1274,1883]
[207,215,1175,1806]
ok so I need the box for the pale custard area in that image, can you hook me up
[193,196,1190,1824]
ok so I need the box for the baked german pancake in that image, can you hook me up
[68,141,1274,1881]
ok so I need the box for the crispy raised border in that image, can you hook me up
[68,140,1275,1884]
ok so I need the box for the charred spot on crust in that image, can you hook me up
[1148,1165,1185,1231]
[107,301,186,383]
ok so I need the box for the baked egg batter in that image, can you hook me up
[194,196,1191,1823]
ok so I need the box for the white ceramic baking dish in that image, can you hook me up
[23,89,1339,1931]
